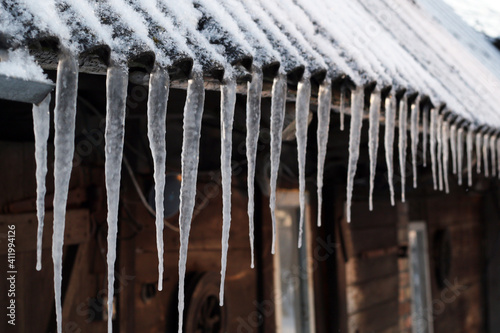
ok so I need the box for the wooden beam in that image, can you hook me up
[0,209,90,254]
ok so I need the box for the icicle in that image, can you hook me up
[483,134,490,177]
[437,115,443,191]
[398,94,408,202]
[430,108,438,190]
[422,105,429,167]
[384,94,397,205]
[316,77,332,227]
[340,83,346,131]
[296,74,311,248]
[269,74,287,254]
[147,67,169,291]
[490,135,497,177]
[178,72,205,333]
[410,96,420,189]
[450,124,457,175]
[219,78,237,306]
[33,94,51,271]
[368,89,381,211]
[346,86,365,222]
[476,132,482,174]
[467,129,473,186]
[246,68,263,268]
[457,127,464,185]
[442,120,450,193]
[52,54,78,333]
[105,66,128,333]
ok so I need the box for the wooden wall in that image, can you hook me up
[410,191,485,333]
[339,200,400,333]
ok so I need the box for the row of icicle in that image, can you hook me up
[31,56,497,333]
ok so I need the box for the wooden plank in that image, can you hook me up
[347,300,399,333]
[346,254,398,285]
[346,274,399,315]
[0,209,90,254]
[349,201,399,229]
[349,227,397,255]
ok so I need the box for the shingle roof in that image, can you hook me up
[1,0,500,127]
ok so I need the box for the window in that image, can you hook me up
[408,222,434,333]
[273,191,316,333]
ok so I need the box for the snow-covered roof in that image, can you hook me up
[2,0,500,129]
[0,0,500,118]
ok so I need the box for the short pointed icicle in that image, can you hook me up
[316,77,332,227]
[178,72,205,333]
[398,94,408,202]
[430,108,438,190]
[422,105,429,167]
[437,115,444,191]
[340,83,346,131]
[296,73,311,248]
[346,86,365,222]
[467,129,473,186]
[52,53,79,333]
[246,68,263,268]
[105,65,129,333]
[490,135,497,177]
[442,120,450,194]
[483,134,490,177]
[410,96,420,189]
[384,94,397,205]
[368,89,381,211]
[457,127,464,185]
[219,77,237,306]
[147,66,170,291]
[33,94,51,271]
[269,74,287,254]
[476,132,482,174]
[450,124,457,175]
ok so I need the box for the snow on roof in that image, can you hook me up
[1,0,500,128]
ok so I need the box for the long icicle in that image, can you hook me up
[442,120,450,193]
[422,105,429,167]
[430,108,438,190]
[340,83,346,131]
[147,66,169,291]
[476,132,482,174]
[178,72,205,333]
[346,86,365,222]
[368,89,381,211]
[410,96,420,189]
[467,128,473,186]
[398,94,408,202]
[316,77,332,227]
[33,94,51,271]
[246,68,263,268]
[296,74,311,248]
[490,135,497,177]
[219,78,237,306]
[437,115,443,191]
[52,54,78,333]
[457,127,464,185]
[269,74,287,254]
[105,65,128,333]
[483,134,489,177]
[384,94,397,205]
[450,124,457,174]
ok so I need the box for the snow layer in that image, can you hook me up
[0,48,50,83]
